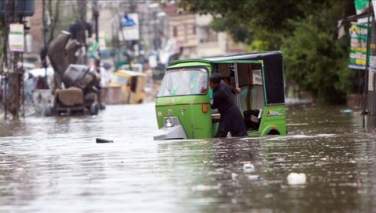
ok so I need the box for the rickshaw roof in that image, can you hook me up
[168,51,285,104]
[209,51,284,104]
[204,51,281,62]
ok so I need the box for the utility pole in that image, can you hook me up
[92,0,100,72]
[363,0,373,127]
[78,0,88,64]
[78,0,87,23]
[4,0,25,120]
[92,0,103,108]
[42,0,49,81]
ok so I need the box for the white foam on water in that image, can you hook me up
[247,175,260,181]
[287,173,307,185]
[231,173,238,180]
[242,162,255,173]
[267,134,336,141]
[288,123,309,127]
[191,184,221,192]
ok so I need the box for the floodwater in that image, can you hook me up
[0,103,376,212]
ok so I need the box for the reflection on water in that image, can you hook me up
[0,104,376,212]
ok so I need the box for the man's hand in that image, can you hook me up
[232,87,241,94]
[200,87,208,93]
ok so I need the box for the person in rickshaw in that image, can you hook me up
[209,74,247,138]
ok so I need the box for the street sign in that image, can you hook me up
[355,0,369,13]
[9,23,24,52]
[120,13,139,41]
[349,23,369,69]
[355,0,370,23]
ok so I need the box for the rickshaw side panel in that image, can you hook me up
[258,104,287,136]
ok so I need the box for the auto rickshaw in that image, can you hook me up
[105,70,146,104]
[154,51,287,140]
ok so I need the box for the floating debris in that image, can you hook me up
[96,138,114,143]
[287,173,306,185]
[247,175,260,181]
[243,162,255,173]
[231,173,238,180]
[192,184,220,192]
[340,109,353,114]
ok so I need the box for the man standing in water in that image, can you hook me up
[209,74,247,138]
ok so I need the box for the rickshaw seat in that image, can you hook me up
[244,109,261,130]
[211,113,221,123]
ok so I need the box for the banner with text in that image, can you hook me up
[8,23,24,52]
[349,23,369,70]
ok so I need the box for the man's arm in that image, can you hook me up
[231,87,241,95]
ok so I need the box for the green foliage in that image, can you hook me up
[248,40,269,52]
[282,16,351,103]
[282,2,354,103]
[210,17,251,43]
[179,0,355,104]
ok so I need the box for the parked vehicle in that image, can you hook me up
[47,31,101,116]
[103,70,146,104]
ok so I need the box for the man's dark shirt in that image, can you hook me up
[212,82,236,114]
[211,82,247,137]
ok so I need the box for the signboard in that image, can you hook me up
[120,13,139,41]
[355,0,370,23]
[349,23,369,70]
[9,23,24,52]
[355,0,369,13]
[252,69,263,85]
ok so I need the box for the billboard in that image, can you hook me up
[355,0,370,23]
[349,0,376,70]
[355,0,369,13]
[349,23,369,69]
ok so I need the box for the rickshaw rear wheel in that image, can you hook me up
[268,129,280,135]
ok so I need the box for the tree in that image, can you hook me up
[282,2,355,103]
[179,0,356,103]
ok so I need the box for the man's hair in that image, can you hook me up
[210,73,222,84]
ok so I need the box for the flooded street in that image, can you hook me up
[0,104,376,212]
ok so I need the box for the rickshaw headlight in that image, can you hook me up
[164,117,178,128]
[165,118,173,128]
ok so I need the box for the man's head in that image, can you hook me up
[222,76,231,85]
[209,73,222,89]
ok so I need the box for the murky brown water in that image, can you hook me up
[0,103,375,212]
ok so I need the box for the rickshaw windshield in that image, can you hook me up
[158,67,208,97]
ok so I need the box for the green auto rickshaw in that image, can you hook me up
[154,51,287,140]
